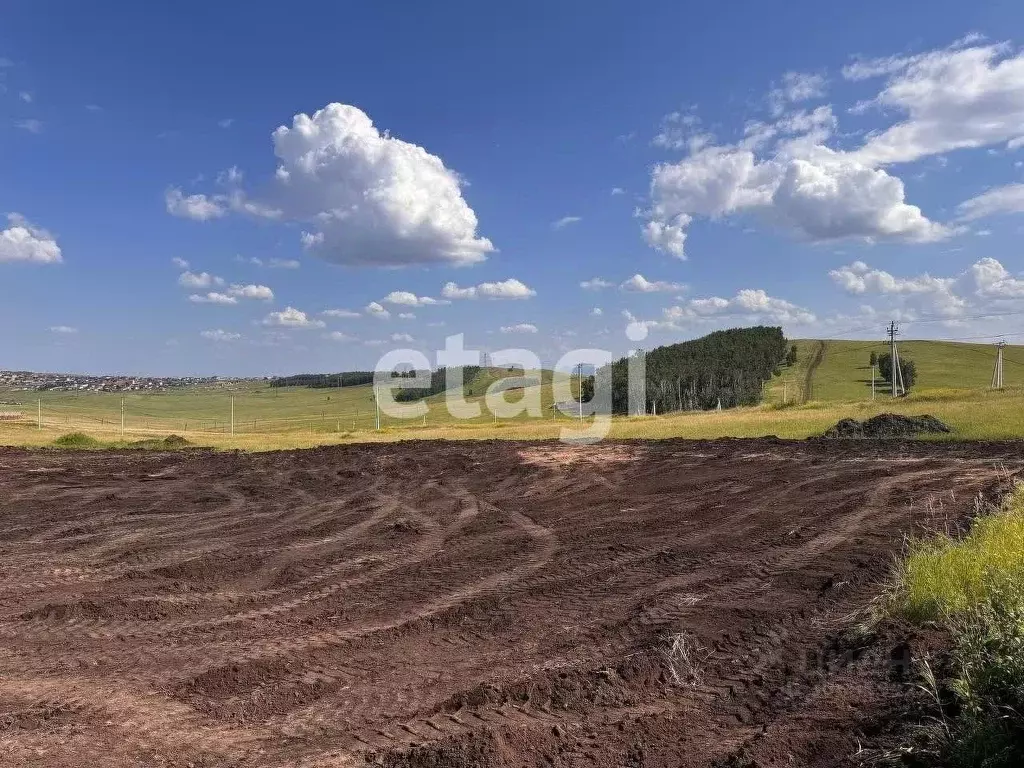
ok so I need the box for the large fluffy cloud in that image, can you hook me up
[642,37,1024,257]
[646,144,949,259]
[0,214,62,264]
[168,104,493,267]
[848,40,1024,166]
[274,104,493,266]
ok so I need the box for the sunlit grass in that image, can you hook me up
[895,486,1024,623]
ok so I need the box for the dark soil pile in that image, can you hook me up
[823,413,951,439]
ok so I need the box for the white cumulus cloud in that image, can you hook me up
[262,307,325,328]
[227,283,274,300]
[259,103,494,266]
[165,188,227,221]
[49,325,77,334]
[442,278,536,300]
[0,214,62,264]
[365,301,391,319]
[381,291,447,307]
[189,292,237,305]
[620,274,687,293]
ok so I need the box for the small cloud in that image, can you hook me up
[365,301,391,319]
[500,323,538,334]
[381,290,447,307]
[49,325,77,334]
[620,274,687,293]
[14,119,42,134]
[189,292,237,305]
[321,308,361,318]
[591,307,603,316]
[178,271,224,289]
[171,257,190,269]
[390,332,415,342]
[552,215,582,230]
[398,312,416,319]
[611,187,625,196]
[200,329,241,341]
[218,118,234,129]
[227,283,274,300]
[268,258,299,269]
[580,277,613,291]
[442,278,536,300]
[324,330,354,342]
[262,306,325,328]
[18,91,32,103]
[165,188,226,221]
[85,104,102,112]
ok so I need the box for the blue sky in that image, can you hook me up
[4,1,1024,375]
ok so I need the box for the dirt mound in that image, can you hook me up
[129,434,192,449]
[823,413,951,439]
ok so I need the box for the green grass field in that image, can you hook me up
[2,339,1023,450]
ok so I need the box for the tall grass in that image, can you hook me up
[890,486,1024,766]
[897,492,1024,623]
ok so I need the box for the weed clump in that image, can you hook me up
[52,432,101,449]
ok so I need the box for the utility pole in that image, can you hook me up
[783,382,787,404]
[120,397,125,437]
[871,365,876,401]
[992,340,1006,389]
[577,363,584,423]
[374,386,381,431]
[887,321,906,398]
[37,399,41,431]
[230,396,235,435]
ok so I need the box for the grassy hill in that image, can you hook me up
[3,339,1024,449]
[766,339,1024,404]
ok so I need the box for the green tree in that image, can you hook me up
[869,351,878,367]
[786,344,798,366]
[878,353,917,393]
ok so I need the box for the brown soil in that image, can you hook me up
[0,438,1021,767]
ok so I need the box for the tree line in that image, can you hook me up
[270,372,376,389]
[602,326,790,414]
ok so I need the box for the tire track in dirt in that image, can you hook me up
[0,440,1019,768]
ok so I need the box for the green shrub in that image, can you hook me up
[52,432,101,449]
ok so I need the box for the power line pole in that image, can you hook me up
[871,365,876,401]
[374,385,381,431]
[991,340,1006,389]
[120,397,125,437]
[577,363,583,423]
[230,396,235,435]
[37,399,41,431]
[887,321,906,397]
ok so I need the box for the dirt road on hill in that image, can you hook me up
[0,439,1020,767]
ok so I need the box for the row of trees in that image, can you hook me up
[392,366,482,402]
[603,326,790,414]
[270,372,376,389]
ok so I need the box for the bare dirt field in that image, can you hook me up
[1,439,1021,767]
